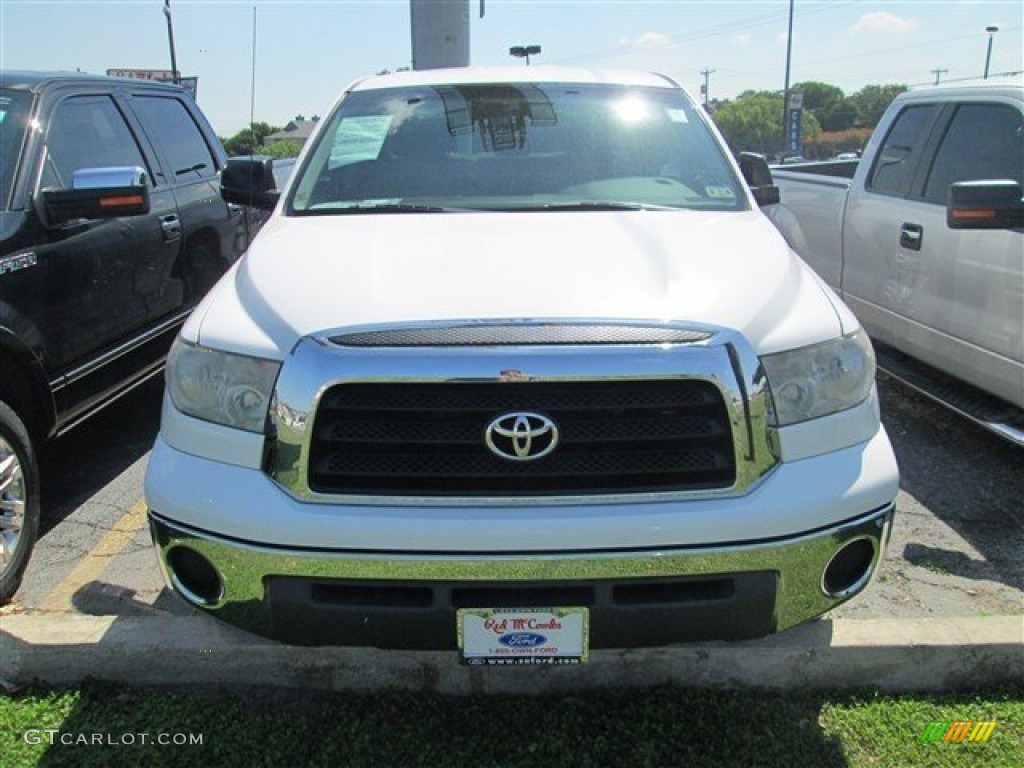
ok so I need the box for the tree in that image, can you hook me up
[820,98,860,132]
[848,84,908,128]
[792,81,843,119]
[711,90,821,156]
[222,122,279,156]
[790,81,861,132]
[262,140,303,159]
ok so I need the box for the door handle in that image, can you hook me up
[160,214,182,242]
[900,223,923,251]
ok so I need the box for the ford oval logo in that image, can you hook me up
[498,632,548,648]
[484,412,559,461]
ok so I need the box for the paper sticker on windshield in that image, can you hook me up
[331,115,393,168]
[666,108,689,124]
[705,185,736,199]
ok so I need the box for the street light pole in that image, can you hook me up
[983,25,999,79]
[163,0,180,84]
[509,45,541,65]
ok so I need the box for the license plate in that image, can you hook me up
[457,607,589,666]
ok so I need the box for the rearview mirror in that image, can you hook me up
[738,152,780,207]
[948,180,1024,230]
[42,166,150,225]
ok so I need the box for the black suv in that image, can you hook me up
[0,72,254,601]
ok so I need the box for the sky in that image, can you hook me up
[1,1,1021,136]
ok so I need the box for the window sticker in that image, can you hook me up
[666,109,689,124]
[705,185,736,199]
[330,115,393,167]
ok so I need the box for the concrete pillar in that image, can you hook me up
[410,0,470,70]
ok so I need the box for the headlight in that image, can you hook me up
[762,331,875,426]
[166,338,281,433]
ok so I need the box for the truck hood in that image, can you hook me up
[188,210,845,359]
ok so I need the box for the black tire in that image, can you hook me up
[0,399,40,605]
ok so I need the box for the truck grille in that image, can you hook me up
[307,380,736,496]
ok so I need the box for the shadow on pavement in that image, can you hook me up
[39,376,164,535]
[878,374,1024,593]
[69,580,194,618]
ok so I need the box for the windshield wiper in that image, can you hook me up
[512,201,680,212]
[308,201,474,214]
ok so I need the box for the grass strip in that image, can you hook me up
[1,681,1020,767]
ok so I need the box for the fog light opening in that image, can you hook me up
[166,546,224,607]
[821,537,876,599]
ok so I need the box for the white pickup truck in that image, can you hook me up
[767,79,1024,445]
[144,67,898,660]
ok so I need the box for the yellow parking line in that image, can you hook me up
[39,499,149,612]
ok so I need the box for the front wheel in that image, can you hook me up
[0,400,40,604]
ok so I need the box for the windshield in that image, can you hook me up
[0,90,33,209]
[289,82,746,214]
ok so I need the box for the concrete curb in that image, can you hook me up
[2,613,1021,694]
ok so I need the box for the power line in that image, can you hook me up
[549,2,856,66]
[908,69,1024,88]
[930,67,948,85]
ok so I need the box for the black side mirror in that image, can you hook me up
[222,156,280,211]
[738,152,780,207]
[948,180,1024,230]
[42,166,150,225]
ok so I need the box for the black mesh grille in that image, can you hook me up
[329,324,712,347]
[308,380,736,496]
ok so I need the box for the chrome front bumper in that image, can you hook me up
[149,503,894,647]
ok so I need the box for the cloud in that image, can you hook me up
[733,33,752,47]
[849,12,921,35]
[618,32,672,49]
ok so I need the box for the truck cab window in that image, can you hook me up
[42,95,148,190]
[923,103,1024,204]
[132,96,217,182]
[868,104,939,197]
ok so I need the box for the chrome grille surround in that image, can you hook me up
[268,319,778,505]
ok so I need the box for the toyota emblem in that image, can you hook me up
[484,412,560,461]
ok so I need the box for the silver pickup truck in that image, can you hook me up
[767,79,1024,445]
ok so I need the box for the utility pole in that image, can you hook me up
[930,67,948,85]
[700,68,716,109]
[781,0,795,156]
[162,0,180,84]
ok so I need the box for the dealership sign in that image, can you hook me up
[106,69,198,99]
[786,91,804,155]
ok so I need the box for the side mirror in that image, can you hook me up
[738,152,780,207]
[42,166,150,225]
[222,156,280,211]
[948,180,1024,230]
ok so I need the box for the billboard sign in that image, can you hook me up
[106,69,198,99]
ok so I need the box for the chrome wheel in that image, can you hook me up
[0,435,27,575]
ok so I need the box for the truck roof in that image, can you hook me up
[904,75,1023,102]
[348,66,681,92]
[0,70,187,95]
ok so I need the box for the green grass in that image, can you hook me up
[1,682,1020,767]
